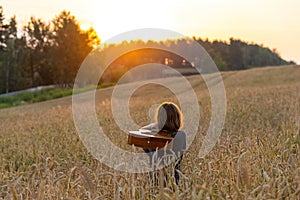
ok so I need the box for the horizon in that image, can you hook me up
[1,0,299,64]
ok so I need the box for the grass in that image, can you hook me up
[0,65,299,199]
[0,83,116,109]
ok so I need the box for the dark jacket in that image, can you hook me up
[141,123,186,184]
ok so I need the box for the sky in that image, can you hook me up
[1,0,299,63]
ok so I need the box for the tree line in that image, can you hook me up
[194,37,294,71]
[0,5,295,94]
[0,6,99,94]
[94,38,294,83]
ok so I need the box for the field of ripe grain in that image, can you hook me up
[0,65,299,199]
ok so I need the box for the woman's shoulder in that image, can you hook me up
[176,130,186,136]
[173,130,186,139]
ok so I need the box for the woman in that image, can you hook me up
[141,102,186,185]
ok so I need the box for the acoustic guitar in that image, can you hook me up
[127,130,173,150]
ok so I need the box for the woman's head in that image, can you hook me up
[156,102,183,132]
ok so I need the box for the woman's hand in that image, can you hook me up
[140,123,158,133]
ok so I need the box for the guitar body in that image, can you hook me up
[128,130,173,150]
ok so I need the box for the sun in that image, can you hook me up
[80,23,92,31]
[83,1,175,43]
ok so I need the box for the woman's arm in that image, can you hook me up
[172,131,186,157]
[141,123,158,154]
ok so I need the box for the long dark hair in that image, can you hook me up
[155,102,183,133]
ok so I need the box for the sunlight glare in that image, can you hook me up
[87,0,175,43]
[80,23,92,31]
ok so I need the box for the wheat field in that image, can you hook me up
[0,65,299,199]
